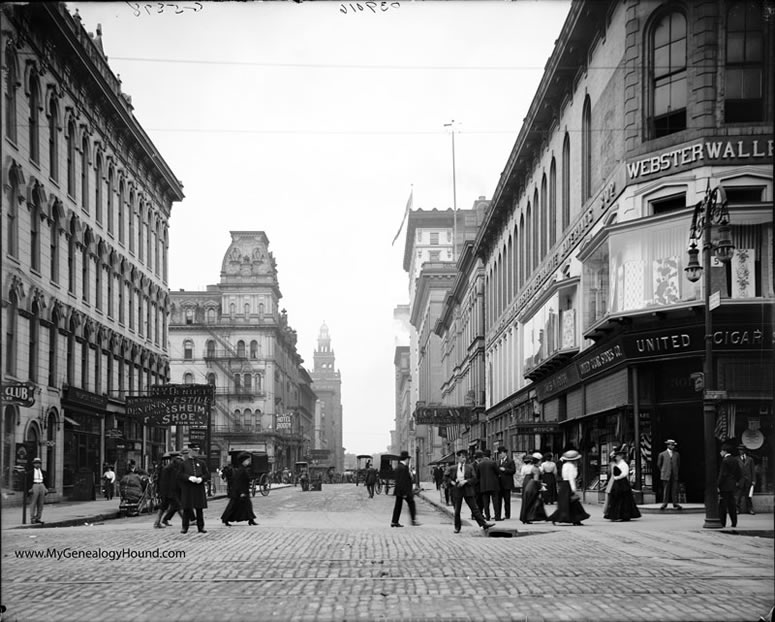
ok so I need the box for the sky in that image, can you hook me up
[67,0,572,455]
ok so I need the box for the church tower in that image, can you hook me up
[310,322,343,472]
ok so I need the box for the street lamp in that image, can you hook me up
[684,182,734,529]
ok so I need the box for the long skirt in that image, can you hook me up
[221,496,256,523]
[541,471,558,504]
[547,480,590,524]
[519,476,548,522]
[603,479,641,521]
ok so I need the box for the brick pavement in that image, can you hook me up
[1,484,772,622]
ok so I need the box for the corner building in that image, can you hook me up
[1,4,183,500]
[476,0,773,506]
[168,232,315,472]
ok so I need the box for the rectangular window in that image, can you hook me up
[430,232,439,245]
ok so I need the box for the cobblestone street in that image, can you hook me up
[1,485,772,621]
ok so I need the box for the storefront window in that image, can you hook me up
[523,288,578,375]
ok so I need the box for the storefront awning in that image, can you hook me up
[429,452,455,465]
[63,416,81,426]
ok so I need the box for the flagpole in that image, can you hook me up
[444,120,458,261]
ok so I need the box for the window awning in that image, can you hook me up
[63,416,81,426]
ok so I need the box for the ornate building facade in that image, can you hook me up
[309,323,343,472]
[475,0,773,505]
[168,232,315,471]
[1,3,183,500]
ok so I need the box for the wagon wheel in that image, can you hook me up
[375,479,382,495]
[250,479,257,497]
[258,473,271,496]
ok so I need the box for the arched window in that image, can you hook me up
[107,269,113,318]
[154,221,160,276]
[80,338,89,390]
[30,191,40,272]
[107,166,114,234]
[533,189,540,268]
[725,2,765,123]
[48,95,59,182]
[540,175,548,259]
[137,204,144,261]
[526,202,533,276]
[244,303,250,318]
[244,374,252,392]
[48,318,58,387]
[67,119,76,197]
[118,179,125,244]
[94,154,103,225]
[67,219,77,294]
[66,319,76,385]
[81,238,89,303]
[518,215,525,288]
[29,302,40,382]
[234,409,242,426]
[234,374,241,390]
[256,374,263,391]
[582,95,592,201]
[81,135,89,212]
[95,258,103,311]
[206,340,215,358]
[562,133,570,231]
[650,10,687,138]
[250,340,258,359]
[183,339,193,360]
[128,190,135,252]
[4,45,17,142]
[6,171,18,258]
[549,158,557,248]
[146,209,152,271]
[183,372,194,385]
[207,372,216,386]
[237,340,246,358]
[50,208,60,284]
[5,294,17,375]
[29,78,40,164]
[206,308,216,323]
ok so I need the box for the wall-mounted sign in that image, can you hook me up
[62,386,107,409]
[414,406,472,425]
[1,382,36,407]
[126,396,210,426]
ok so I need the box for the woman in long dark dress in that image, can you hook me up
[221,453,257,526]
[547,450,590,526]
[540,453,558,504]
[604,449,641,521]
[519,453,548,524]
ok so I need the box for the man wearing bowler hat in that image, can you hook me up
[718,442,743,528]
[27,457,48,524]
[736,444,756,515]
[390,450,419,527]
[445,449,495,533]
[494,446,516,521]
[657,439,682,510]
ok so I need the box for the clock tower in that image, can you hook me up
[310,322,343,472]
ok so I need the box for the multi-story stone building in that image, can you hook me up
[475,0,773,506]
[391,304,411,457]
[168,232,314,471]
[1,3,183,500]
[309,323,343,472]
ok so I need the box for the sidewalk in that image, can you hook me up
[415,486,774,534]
[1,484,292,530]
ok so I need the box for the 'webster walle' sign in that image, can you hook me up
[126,384,213,426]
[626,135,773,182]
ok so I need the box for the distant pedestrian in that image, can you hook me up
[390,451,419,527]
[157,451,183,527]
[178,445,210,534]
[603,448,641,522]
[540,453,558,505]
[445,449,494,534]
[736,445,756,515]
[718,442,743,529]
[221,453,257,526]
[657,439,682,510]
[27,457,48,525]
[477,449,499,521]
[365,464,378,498]
[472,450,485,517]
[548,449,590,526]
[102,464,116,501]
[494,446,516,520]
[519,454,534,493]
[519,453,548,524]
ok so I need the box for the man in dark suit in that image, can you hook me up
[155,451,182,528]
[718,442,743,528]
[177,445,211,534]
[477,449,499,521]
[657,439,682,510]
[390,450,419,527]
[736,445,756,515]
[445,449,495,534]
[494,445,516,520]
[27,457,48,524]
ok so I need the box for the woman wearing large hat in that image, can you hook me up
[603,447,641,522]
[221,452,257,527]
[519,452,548,524]
[547,449,590,526]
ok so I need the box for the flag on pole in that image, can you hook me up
[391,187,413,246]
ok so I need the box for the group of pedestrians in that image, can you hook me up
[152,445,212,533]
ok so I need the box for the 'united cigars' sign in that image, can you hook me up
[126,384,213,426]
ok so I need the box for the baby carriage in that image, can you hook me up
[119,471,155,517]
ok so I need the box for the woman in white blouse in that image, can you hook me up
[603,448,641,521]
[547,449,590,526]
